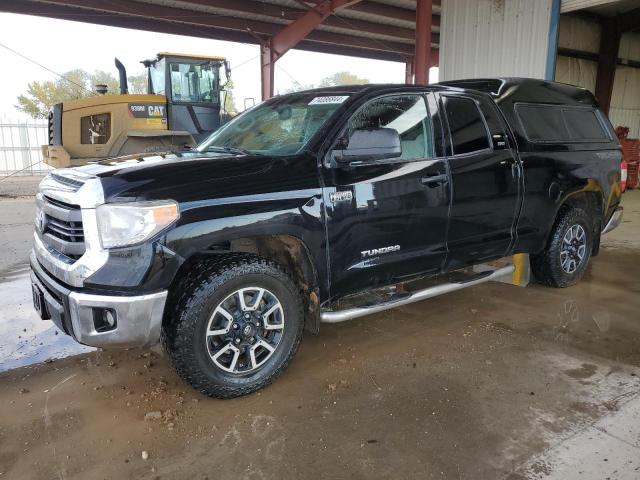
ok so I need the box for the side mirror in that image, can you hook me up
[333,128,401,165]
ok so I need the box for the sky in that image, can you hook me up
[0,13,438,122]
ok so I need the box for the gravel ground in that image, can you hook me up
[0,175,44,198]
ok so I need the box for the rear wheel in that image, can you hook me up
[163,256,303,398]
[531,207,593,288]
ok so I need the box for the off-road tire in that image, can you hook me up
[162,255,304,398]
[531,207,593,288]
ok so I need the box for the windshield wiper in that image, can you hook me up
[205,145,256,155]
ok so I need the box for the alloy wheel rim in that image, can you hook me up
[560,224,587,274]
[205,287,284,374]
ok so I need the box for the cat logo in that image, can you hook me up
[128,103,167,119]
[361,245,401,258]
[148,105,165,117]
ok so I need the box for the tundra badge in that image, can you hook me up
[361,245,401,258]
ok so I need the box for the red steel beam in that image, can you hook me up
[0,0,418,59]
[618,7,640,33]
[595,17,621,114]
[261,0,362,100]
[270,0,362,59]
[414,0,433,85]
[405,59,415,84]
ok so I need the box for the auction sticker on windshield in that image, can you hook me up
[309,96,349,105]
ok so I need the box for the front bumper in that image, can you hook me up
[602,206,623,234]
[31,253,167,348]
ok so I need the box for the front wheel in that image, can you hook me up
[163,256,304,398]
[531,207,593,288]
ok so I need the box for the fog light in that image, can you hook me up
[93,308,117,333]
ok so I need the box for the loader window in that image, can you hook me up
[170,62,220,104]
[148,59,166,95]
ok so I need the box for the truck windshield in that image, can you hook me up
[197,93,349,156]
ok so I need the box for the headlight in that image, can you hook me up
[96,201,179,249]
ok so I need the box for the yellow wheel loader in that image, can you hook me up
[42,53,232,168]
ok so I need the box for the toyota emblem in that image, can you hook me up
[35,208,46,232]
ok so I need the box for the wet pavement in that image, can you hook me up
[0,264,93,373]
[0,191,638,479]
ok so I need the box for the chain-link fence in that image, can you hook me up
[0,120,52,176]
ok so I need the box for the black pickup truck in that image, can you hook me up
[30,78,623,398]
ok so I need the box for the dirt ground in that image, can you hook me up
[0,189,639,480]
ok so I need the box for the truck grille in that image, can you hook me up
[40,195,85,261]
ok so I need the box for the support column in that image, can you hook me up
[405,58,415,84]
[595,17,621,115]
[259,0,362,100]
[414,0,433,85]
[260,43,274,101]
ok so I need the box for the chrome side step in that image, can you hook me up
[319,265,515,324]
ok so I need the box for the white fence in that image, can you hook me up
[0,120,52,176]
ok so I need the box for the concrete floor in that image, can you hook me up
[0,190,638,480]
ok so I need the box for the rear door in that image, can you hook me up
[322,92,450,298]
[439,93,522,270]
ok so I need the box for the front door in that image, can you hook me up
[438,93,521,270]
[322,92,450,299]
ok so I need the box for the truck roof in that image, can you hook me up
[437,77,598,107]
[280,78,597,108]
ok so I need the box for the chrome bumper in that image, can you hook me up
[31,252,167,348]
[602,206,623,234]
[68,290,168,348]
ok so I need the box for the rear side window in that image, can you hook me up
[517,104,609,143]
[516,105,565,142]
[563,109,609,141]
[442,96,490,155]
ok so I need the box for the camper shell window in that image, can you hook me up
[516,104,610,143]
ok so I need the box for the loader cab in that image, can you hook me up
[143,52,230,142]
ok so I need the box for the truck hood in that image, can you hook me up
[70,150,312,204]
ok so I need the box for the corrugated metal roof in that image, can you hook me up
[0,0,440,63]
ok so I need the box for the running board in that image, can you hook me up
[320,265,515,324]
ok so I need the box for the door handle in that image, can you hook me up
[420,174,448,187]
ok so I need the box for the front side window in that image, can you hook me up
[442,96,490,155]
[346,94,433,161]
[170,62,219,104]
[198,93,346,156]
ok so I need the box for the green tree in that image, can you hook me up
[284,71,369,94]
[16,69,147,119]
[223,79,238,113]
[319,71,369,87]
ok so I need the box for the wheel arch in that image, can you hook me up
[551,181,605,255]
[166,234,321,334]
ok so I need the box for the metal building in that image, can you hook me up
[439,0,640,136]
